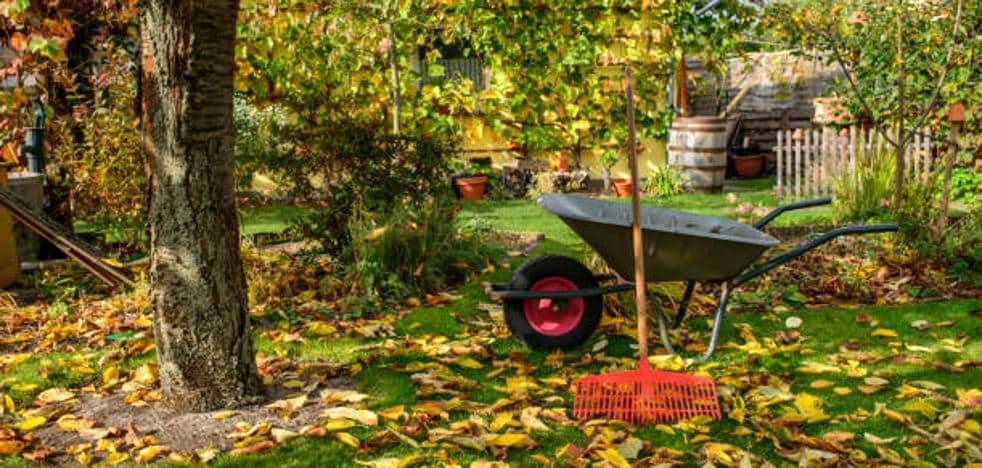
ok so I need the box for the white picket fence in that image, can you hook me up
[774,126,935,200]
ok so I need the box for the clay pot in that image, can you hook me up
[612,178,633,197]
[731,154,764,178]
[557,155,570,172]
[455,175,488,201]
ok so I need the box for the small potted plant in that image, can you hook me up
[453,159,490,201]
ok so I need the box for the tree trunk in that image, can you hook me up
[388,21,401,135]
[139,0,262,412]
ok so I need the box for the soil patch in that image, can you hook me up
[32,377,356,465]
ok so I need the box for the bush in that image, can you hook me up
[643,165,685,198]
[284,121,456,256]
[945,167,980,207]
[347,196,495,303]
[49,46,145,246]
[832,143,895,222]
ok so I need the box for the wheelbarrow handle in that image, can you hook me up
[753,197,833,229]
[733,223,898,287]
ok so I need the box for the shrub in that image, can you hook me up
[285,121,457,256]
[49,46,145,246]
[832,141,895,222]
[346,196,495,303]
[643,165,685,198]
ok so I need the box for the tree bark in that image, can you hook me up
[140,0,262,412]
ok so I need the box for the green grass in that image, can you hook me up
[457,178,834,249]
[239,205,315,235]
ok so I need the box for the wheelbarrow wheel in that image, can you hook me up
[505,255,602,350]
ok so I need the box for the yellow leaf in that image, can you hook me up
[486,433,535,448]
[307,322,338,336]
[15,415,47,432]
[902,400,939,419]
[597,448,631,468]
[956,388,982,408]
[871,328,898,338]
[37,387,75,403]
[882,408,911,425]
[335,432,360,448]
[282,380,305,389]
[212,410,237,420]
[539,376,567,387]
[794,393,830,423]
[2,393,15,415]
[131,364,158,385]
[102,366,119,386]
[321,389,369,404]
[134,445,167,463]
[321,407,378,426]
[196,447,220,462]
[324,419,357,431]
[57,414,94,432]
[797,361,841,374]
[76,451,93,465]
[378,405,406,422]
[454,356,484,369]
[810,379,835,389]
[834,387,852,396]
[105,452,129,465]
[364,227,388,242]
[490,412,515,432]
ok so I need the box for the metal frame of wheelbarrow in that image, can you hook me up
[492,197,898,362]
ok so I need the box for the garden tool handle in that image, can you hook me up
[625,66,649,364]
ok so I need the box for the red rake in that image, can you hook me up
[571,67,721,424]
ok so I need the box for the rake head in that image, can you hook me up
[572,360,721,424]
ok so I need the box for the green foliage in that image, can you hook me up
[945,167,980,206]
[765,0,978,151]
[643,165,685,198]
[347,196,494,306]
[49,45,145,245]
[832,144,895,222]
[288,122,456,256]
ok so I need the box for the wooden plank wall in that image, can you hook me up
[684,52,843,164]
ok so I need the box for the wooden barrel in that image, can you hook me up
[667,116,727,192]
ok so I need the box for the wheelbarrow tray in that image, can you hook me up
[538,193,780,282]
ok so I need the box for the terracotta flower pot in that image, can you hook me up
[731,154,764,179]
[612,178,633,197]
[455,175,488,201]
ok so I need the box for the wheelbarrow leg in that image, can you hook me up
[650,282,730,363]
[699,282,730,363]
[672,281,696,328]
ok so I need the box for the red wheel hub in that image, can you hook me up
[523,276,585,336]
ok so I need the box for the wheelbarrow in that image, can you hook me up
[492,193,898,362]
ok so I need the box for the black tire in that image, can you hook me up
[504,255,603,350]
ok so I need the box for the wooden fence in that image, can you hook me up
[774,126,935,200]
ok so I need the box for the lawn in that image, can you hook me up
[3,183,977,467]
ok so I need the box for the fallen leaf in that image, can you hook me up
[211,410,237,421]
[15,416,47,432]
[321,407,378,426]
[335,432,360,448]
[871,328,898,338]
[486,432,535,448]
[271,428,299,443]
[597,447,631,468]
[266,395,307,420]
[134,445,168,463]
[37,388,75,403]
[810,379,835,389]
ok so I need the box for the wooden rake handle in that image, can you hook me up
[624,66,649,366]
